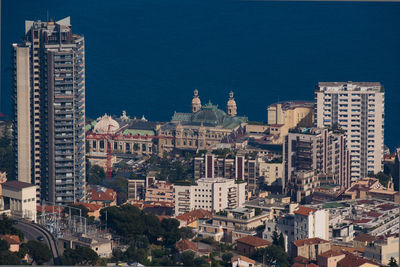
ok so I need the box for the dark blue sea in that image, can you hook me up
[2,0,400,149]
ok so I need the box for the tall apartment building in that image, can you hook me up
[174,178,246,215]
[13,17,86,204]
[194,153,258,191]
[284,128,350,190]
[315,82,385,181]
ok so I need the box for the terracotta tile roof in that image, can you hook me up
[176,209,212,224]
[236,236,272,248]
[74,202,102,212]
[293,263,319,267]
[294,256,309,263]
[294,206,317,216]
[377,203,396,211]
[3,180,35,189]
[331,245,364,255]
[354,233,375,243]
[89,185,116,202]
[365,211,382,218]
[175,239,198,252]
[0,234,21,245]
[231,255,255,264]
[337,252,378,267]
[37,205,64,213]
[293,237,329,247]
[318,250,345,258]
[353,219,371,224]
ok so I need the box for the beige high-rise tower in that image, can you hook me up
[13,17,86,204]
[315,82,385,182]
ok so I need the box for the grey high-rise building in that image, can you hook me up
[12,17,86,204]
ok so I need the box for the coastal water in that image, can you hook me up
[2,0,400,149]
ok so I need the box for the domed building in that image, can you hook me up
[157,90,247,153]
[93,114,120,134]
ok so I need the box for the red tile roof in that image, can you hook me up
[74,202,102,212]
[0,235,21,245]
[236,236,272,248]
[3,180,35,189]
[89,186,116,202]
[293,256,309,263]
[293,237,329,247]
[176,209,212,224]
[337,252,378,267]
[37,205,64,213]
[231,255,256,264]
[318,250,345,258]
[365,211,382,218]
[353,219,371,224]
[175,239,198,252]
[294,206,317,216]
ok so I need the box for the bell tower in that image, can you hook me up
[192,89,201,113]
[226,91,237,117]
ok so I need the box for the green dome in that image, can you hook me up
[191,102,226,126]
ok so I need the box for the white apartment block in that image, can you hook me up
[174,178,246,215]
[294,206,328,241]
[315,82,384,181]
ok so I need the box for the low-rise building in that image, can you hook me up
[353,234,375,249]
[87,185,117,207]
[337,252,379,267]
[145,180,174,203]
[197,207,268,243]
[317,250,346,267]
[292,237,331,260]
[174,178,246,215]
[0,234,21,252]
[1,181,36,222]
[236,235,271,256]
[58,233,113,258]
[231,255,256,267]
[175,209,212,228]
[363,234,399,265]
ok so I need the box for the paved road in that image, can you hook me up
[15,220,60,265]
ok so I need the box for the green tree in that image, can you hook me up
[0,215,24,241]
[388,257,399,267]
[86,162,106,185]
[194,256,208,267]
[253,245,289,267]
[0,240,9,251]
[108,176,128,204]
[0,251,20,265]
[61,246,98,266]
[272,230,279,246]
[66,203,90,217]
[278,232,285,249]
[179,227,195,240]
[0,122,15,180]
[181,250,195,266]
[26,240,52,265]
[222,252,233,265]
